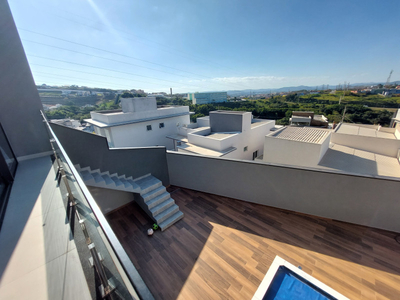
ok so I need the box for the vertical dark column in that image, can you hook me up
[0,0,51,158]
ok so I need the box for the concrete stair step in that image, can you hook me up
[118,177,132,188]
[136,176,162,194]
[76,167,184,230]
[79,166,92,172]
[80,170,93,181]
[158,211,184,231]
[154,205,179,224]
[150,198,175,217]
[146,192,171,209]
[110,176,124,187]
[101,174,114,185]
[91,172,105,184]
[142,186,166,202]
[126,179,141,191]
[132,173,151,182]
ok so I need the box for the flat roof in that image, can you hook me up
[177,142,236,157]
[318,144,400,178]
[166,134,188,143]
[335,123,396,139]
[85,111,191,128]
[210,110,248,115]
[205,132,238,140]
[270,127,331,144]
[251,119,275,128]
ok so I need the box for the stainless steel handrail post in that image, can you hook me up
[42,112,115,299]
[40,110,153,300]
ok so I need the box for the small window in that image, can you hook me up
[159,122,165,128]
[244,146,248,152]
[253,150,258,160]
[146,125,152,131]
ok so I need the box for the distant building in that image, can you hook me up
[290,111,329,127]
[85,96,191,149]
[187,92,227,104]
[168,110,275,160]
[50,118,81,129]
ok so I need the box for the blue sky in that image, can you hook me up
[8,0,400,93]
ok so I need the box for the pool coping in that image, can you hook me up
[252,256,350,300]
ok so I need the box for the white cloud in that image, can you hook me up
[211,75,286,83]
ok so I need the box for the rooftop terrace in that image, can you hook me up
[336,124,397,139]
[106,187,400,300]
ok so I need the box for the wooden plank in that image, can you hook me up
[106,187,400,300]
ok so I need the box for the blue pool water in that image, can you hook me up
[263,266,337,300]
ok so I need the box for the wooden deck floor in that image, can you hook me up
[106,187,400,300]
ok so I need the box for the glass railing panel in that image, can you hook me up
[41,112,152,300]
[54,141,134,299]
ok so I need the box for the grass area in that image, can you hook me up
[370,107,398,112]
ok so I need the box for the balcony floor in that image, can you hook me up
[0,156,91,300]
[106,187,400,300]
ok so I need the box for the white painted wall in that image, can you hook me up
[262,131,331,168]
[91,106,189,125]
[101,114,189,149]
[177,118,275,160]
[331,132,400,157]
[395,123,400,139]
[197,116,210,127]
[318,134,331,162]
[213,120,274,160]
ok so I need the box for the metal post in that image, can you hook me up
[88,243,115,298]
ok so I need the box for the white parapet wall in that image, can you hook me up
[332,123,400,157]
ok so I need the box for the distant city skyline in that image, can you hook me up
[8,0,400,93]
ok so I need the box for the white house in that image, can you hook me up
[258,123,400,178]
[85,96,191,149]
[260,127,332,167]
[168,110,275,160]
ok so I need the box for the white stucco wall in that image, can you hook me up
[331,132,400,157]
[263,137,326,167]
[99,114,190,149]
[395,123,400,139]
[223,120,275,160]
[91,106,189,125]
[197,116,210,127]
[181,119,275,160]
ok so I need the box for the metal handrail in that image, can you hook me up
[41,111,154,300]
[47,124,114,298]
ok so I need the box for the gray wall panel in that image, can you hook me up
[51,123,170,186]
[167,152,400,233]
[0,0,50,157]
[210,112,243,132]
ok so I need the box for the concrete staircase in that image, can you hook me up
[74,165,183,231]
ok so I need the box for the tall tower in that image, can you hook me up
[170,88,172,96]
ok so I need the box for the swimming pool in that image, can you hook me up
[252,256,349,300]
